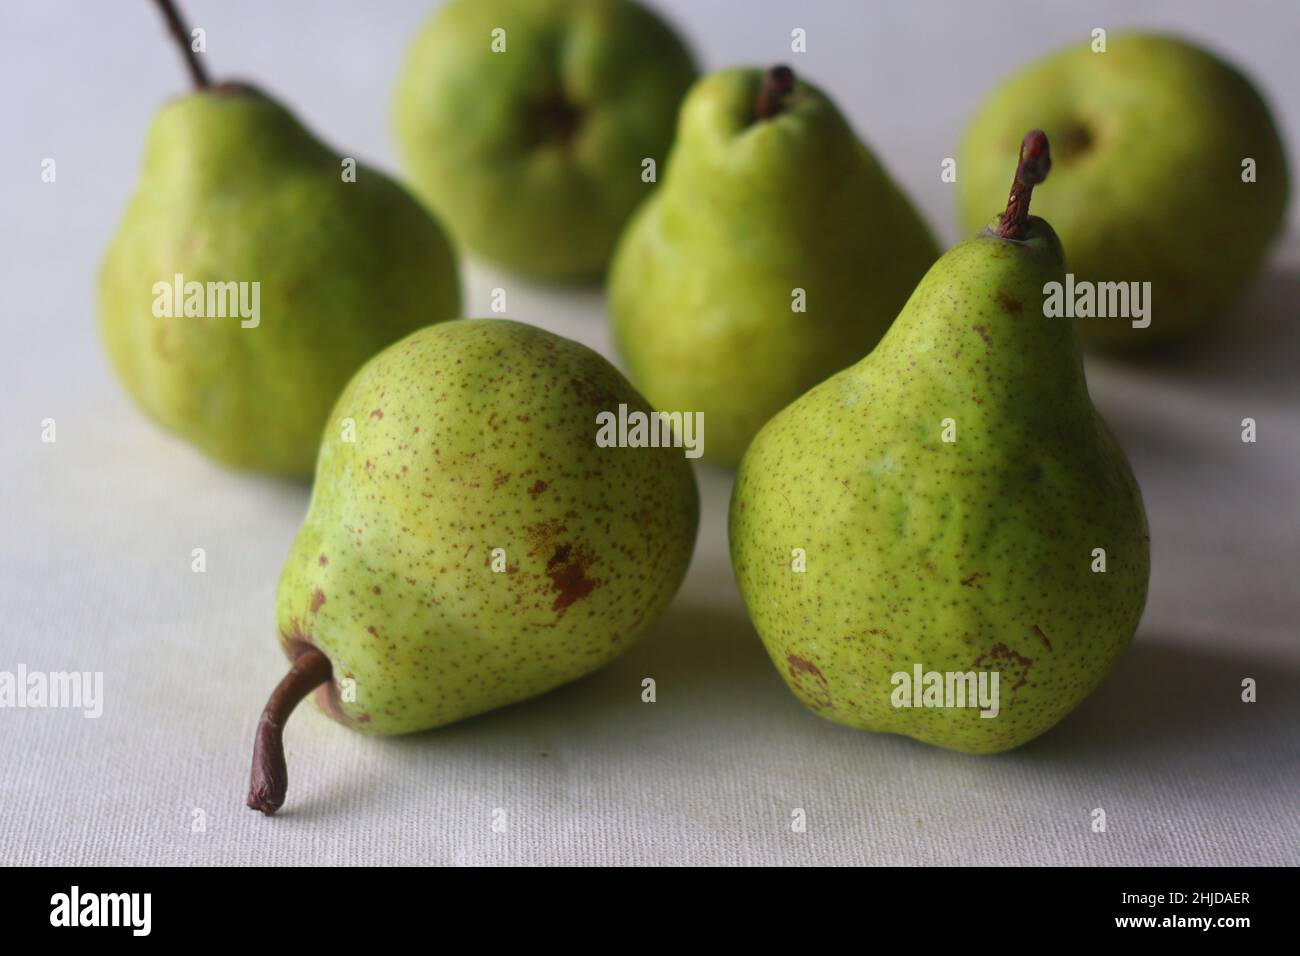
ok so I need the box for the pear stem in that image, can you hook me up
[994,129,1052,240]
[754,65,796,120]
[246,646,332,816]
[151,0,211,90]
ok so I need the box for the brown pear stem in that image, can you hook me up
[246,647,332,816]
[151,0,211,90]
[994,129,1052,240]
[754,65,796,120]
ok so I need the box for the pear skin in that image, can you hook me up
[609,66,938,466]
[393,0,697,281]
[731,133,1150,753]
[99,87,460,476]
[250,319,699,813]
[959,33,1289,350]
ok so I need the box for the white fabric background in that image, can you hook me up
[1,0,1297,866]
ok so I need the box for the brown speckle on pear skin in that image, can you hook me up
[729,217,1148,755]
[973,643,1033,690]
[570,378,615,407]
[370,408,384,419]
[787,654,833,710]
[273,320,698,738]
[310,589,326,614]
[524,517,568,553]
[1032,624,1053,651]
[280,617,311,646]
[318,554,329,567]
[544,543,601,614]
[995,290,1023,314]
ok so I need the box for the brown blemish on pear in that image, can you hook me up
[729,130,1149,753]
[255,319,698,813]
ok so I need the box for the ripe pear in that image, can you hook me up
[393,0,697,281]
[609,66,939,467]
[248,319,699,813]
[100,2,460,477]
[730,132,1150,754]
[958,33,1289,350]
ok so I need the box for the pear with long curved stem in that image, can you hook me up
[730,130,1150,753]
[246,648,330,814]
[248,319,699,815]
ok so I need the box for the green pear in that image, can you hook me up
[100,4,460,477]
[393,0,696,281]
[730,132,1150,753]
[248,319,699,813]
[608,66,939,467]
[958,32,1289,350]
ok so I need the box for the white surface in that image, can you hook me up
[2,0,1298,866]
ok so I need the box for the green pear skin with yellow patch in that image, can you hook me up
[729,217,1150,754]
[99,87,461,477]
[276,319,699,734]
[609,67,939,466]
[958,33,1289,350]
[393,0,696,281]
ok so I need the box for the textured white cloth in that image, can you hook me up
[1,0,1297,866]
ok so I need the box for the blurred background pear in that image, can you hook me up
[959,33,1289,351]
[393,0,697,282]
[609,66,938,466]
[100,3,460,477]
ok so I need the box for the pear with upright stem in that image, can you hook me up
[730,131,1150,753]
